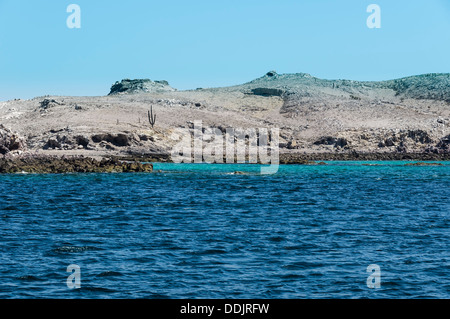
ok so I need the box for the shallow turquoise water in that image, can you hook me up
[0,162,449,298]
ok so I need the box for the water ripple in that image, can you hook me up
[0,163,448,298]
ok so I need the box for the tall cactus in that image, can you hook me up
[148,105,156,129]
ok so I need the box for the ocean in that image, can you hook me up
[0,162,448,299]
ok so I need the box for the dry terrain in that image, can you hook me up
[1,71,449,162]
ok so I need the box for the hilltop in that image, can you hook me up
[109,79,176,95]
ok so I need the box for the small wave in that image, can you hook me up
[268,236,285,242]
[17,275,41,281]
[279,273,306,280]
[225,171,250,175]
[81,285,117,293]
[282,261,324,270]
[192,249,228,255]
[96,271,123,277]
[52,245,99,253]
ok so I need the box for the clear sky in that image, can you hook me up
[0,0,449,101]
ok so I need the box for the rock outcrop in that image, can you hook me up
[39,99,63,109]
[108,79,176,95]
[0,125,26,155]
[435,135,450,152]
[91,133,130,147]
[314,136,348,148]
[0,156,153,173]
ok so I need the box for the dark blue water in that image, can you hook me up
[0,162,449,299]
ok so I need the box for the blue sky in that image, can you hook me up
[0,0,449,101]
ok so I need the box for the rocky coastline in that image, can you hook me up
[278,151,450,163]
[1,72,449,172]
[1,151,449,174]
[0,155,153,174]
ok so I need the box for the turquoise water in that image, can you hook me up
[0,161,449,298]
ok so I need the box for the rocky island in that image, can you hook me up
[1,71,449,172]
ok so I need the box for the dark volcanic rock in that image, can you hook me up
[265,71,278,78]
[404,162,443,166]
[384,138,395,147]
[314,136,337,146]
[0,156,153,174]
[43,138,61,150]
[434,135,450,152]
[91,133,130,147]
[406,130,433,144]
[313,136,348,148]
[75,135,90,148]
[279,152,450,163]
[250,88,285,97]
[39,99,62,109]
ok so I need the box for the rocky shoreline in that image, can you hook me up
[1,70,450,173]
[119,151,450,163]
[0,151,448,174]
[2,72,450,169]
[0,155,153,174]
[278,151,450,163]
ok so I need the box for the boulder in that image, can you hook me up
[406,130,433,144]
[75,135,90,148]
[43,135,74,150]
[39,99,62,109]
[287,140,297,149]
[91,133,130,147]
[265,71,278,78]
[43,138,61,150]
[314,136,337,146]
[436,135,450,152]
[384,137,395,147]
[0,125,27,155]
[314,136,348,148]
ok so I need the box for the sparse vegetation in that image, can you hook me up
[1,71,449,162]
[148,105,156,129]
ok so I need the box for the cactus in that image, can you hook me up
[148,105,156,129]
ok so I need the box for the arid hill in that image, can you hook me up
[0,71,449,161]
